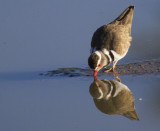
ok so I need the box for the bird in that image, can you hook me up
[89,78,139,120]
[88,5,134,76]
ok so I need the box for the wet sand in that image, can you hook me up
[40,59,160,77]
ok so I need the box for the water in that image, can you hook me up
[0,0,160,130]
[0,74,160,131]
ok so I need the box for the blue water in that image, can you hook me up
[0,74,160,131]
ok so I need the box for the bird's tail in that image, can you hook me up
[112,5,134,25]
[122,109,139,120]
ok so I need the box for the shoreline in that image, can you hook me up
[40,60,160,77]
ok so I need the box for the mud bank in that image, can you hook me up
[40,60,160,77]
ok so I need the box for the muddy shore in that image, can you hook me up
[40,60,160,77]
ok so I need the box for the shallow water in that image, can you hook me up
[0,73,160,131]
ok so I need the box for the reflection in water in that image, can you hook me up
[89,78,139,120]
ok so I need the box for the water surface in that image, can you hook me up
[0,74,160,131]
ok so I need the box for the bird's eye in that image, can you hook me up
[98,64,101,67]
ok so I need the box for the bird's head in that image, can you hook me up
[88,51,109,76]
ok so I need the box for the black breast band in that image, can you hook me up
[109,51,114,61]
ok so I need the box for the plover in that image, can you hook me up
[89,78,139,120]
[88,5,134,76]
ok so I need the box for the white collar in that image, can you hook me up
[94,51,101,70]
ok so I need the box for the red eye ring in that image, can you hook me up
[98,64,101,67]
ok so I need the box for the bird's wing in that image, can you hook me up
[91,24,132,55]
[110,25,132,55]
[91,25,112,53]
[123,110,139,120]
[111,5,134,35]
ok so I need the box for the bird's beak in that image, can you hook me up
[94,75,97,81]
[94,70,97,76]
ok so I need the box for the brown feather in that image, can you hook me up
[91,5,134,55]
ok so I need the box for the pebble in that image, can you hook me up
[139,98,142,101]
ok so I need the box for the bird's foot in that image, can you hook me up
[104,67,113,73]
[112,72,121,82]
[116,75,121,82]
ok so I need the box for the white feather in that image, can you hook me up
[113,84,130,97]
[110,50,128,61]
[102,49,112,62]
[95,51,101,69]
[97,88,103,99]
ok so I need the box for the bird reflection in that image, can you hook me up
[89,77,139,120]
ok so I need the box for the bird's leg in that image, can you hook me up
[105,61,118,73]
[112,73,115,80]
[112,61,118,80]
[112,61,118,73]
[112,61,121,82]
[104,66,113,73]
[116,75,121,82]
[113,72,121,82]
